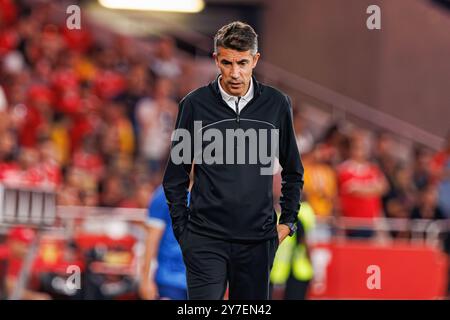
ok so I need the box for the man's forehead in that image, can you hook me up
[216,47,253,60]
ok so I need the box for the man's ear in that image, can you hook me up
[213,52,219,68]
[252,52,261,68]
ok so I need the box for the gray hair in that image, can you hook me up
[214,21,258,55]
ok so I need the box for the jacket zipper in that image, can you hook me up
[210,79,262,125]
[235,97,241,126]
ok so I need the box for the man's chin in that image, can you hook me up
[228,85,243,95]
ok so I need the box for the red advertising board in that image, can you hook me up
[308,242,448,299]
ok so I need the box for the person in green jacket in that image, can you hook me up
[270,202,316,300]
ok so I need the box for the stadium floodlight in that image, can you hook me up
[98,0,205,13]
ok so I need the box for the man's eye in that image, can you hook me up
[239,62,247,66]
[222,61,231,65]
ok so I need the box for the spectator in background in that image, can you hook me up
[4,226,51,300]
[383,165,416,238]
[111,36,134,73]
[0,129,19,186]
[16,147,40,185]
[114,63,151,138]
[0,128,17,165]
[293,109,314,155]
[108,153,134,179]
[93,67,125,101]
[319,123,348,165]
[104,102,135,157]
[136,78,177,173]
[176,60,199,101]
[81,190,99,207]
[16,84,54,148]
[373,132,400,190]
[5,77,28,111]
[36,137,61,187]
[66,90,102,154]
[131,182,154,209]
[410,184,445,220]
[139,185,188,300]
[72,135,105,182]
[373,132,414,237]
[0,0,18,28]
[99,174,126,208]
[57,184,82,206]
[150,36,181,80]
[412,146,433,190]
[98,102,135,165]
[57,166,89,206]
[270,202,316,300]
[384,165,416,215]
[337,131,388,238]
[302,143,337,218]
[431,131,450,218]
[119,177,153,209]
[0,139,60,187]
[0,85,8,111]
[49,113,71,166]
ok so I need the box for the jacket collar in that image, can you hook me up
[218,75,254,103]
[210,74,262,100]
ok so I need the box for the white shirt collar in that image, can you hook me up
[218,76,254,103]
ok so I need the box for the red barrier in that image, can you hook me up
[73,233,136,251]
[308,242,448,299]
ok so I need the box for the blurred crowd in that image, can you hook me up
[0,0,450,236]
[0,0,449,300]
[294,114,450,242]
[0,0,199,210]
[0,0,449,235]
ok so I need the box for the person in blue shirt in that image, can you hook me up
[139,185,189,299]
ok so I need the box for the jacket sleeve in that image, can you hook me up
[162,97,194,242]
[278,95,304,225]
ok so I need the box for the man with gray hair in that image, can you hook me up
[163,21,304,300]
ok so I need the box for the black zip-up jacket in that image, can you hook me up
[163,76,304,242]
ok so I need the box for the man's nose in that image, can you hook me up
[231,64,240,79]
